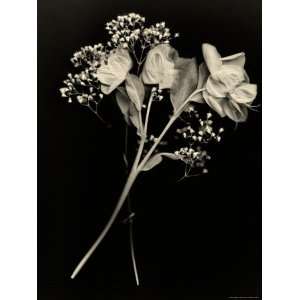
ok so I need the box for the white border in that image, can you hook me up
[0,0,37,299]
[263,0,300,299]
[0,0,300,299]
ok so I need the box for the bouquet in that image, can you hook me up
[60,12,257,285]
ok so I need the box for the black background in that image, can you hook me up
[38,0,261,299]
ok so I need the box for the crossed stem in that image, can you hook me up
[70,90,201,282]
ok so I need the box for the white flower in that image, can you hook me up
[201,43,257,122]
[141,44,178,89]
[96,48,133,95]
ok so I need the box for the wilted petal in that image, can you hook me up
[209,65,245,95]
[223,100,248,122]
[229,83,257,104]
[197,63,209,89]
[141,44,178,89]
[221,52,246,68]
[203,90,226,117]
[202,43,222,74]
[244,70,250,83]
[206,75,228,98]
[96,49,133,94]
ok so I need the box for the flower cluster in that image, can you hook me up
[177,111,224,144]
[70,43,107,68]
[106,13,145,49]
[175,146,211,173]
[173,108,225,174]
[60,43,108,120]
[105,13,178,52]
[60,69,103,111]
[143,22,178,46]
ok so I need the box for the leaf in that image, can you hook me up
[115,87,130,124]
[128,103,140,133]
[170,57,198,112]
[141,152,180,172]
[161,153,180,160]
[115,87,141,134]
[125,73,145,111]
[185,63,209,104]
[141,154,163,171]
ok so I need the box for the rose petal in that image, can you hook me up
[221,52,246,68]
[97,49,133,94]
[223,100,248,122]
[229,83,257,104]
[141,44,178,89]
[203,90,226,117]
[202,43,222,74]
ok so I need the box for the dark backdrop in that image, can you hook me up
[38,0,261,299]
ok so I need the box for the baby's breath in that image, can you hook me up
[71,43,107,68]
[106,13,145,49]
[174,108,225,175]
[59,68,106,123]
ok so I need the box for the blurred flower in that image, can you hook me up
[96,48,133,94]
[141,44,178,89]
[201,43,257,122]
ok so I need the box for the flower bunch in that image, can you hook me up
[70,43,107,68]
[59,13,258,285]
[105,13,178,50]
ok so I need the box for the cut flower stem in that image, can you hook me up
[70,95,195,281]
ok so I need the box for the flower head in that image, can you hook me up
[201,43,257,122]
[141,44,178,89]
[96,48,133,94]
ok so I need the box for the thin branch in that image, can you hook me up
[124,123,140,286]
[128,211,140,286]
